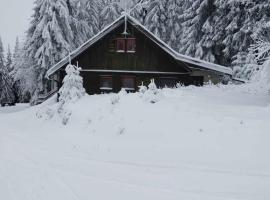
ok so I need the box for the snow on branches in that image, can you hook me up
[0,37,15,105]
[57,64,85,124]
[59,64,85,105]
[37,64,86,125]
[139,79,161,103]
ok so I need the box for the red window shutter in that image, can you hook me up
[116,39,125,52]
[126,38,136,53]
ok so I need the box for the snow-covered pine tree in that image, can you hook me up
[5,46,13,74]
[179,0,215,59]
[144,0,168,41]
[59,64,85,105]
[165,0,187,50]
[202,0,230,65]
[0,37,4,69]
[9,37,25,102]
[0,37,15,105]
[0,69,16,105]
[214,0,270,67]
[24,0,89,102]
[85,0,101,34]
[221,1,251,65]
[14,41,36,102]
[100,0,122,29]
[58,63,85,124]
[250,22,270,64]
[129,0,150,24]
[73,0,93,45]
[235,20,270,80]
[130,0,186,51]
[231,1,270,79]
[10,37,20,78]
[232,52,259,80]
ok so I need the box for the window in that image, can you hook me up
[121,76,135,91]
[116,39,125,52]
[100,75,113,91]
[115,38,136,53]
[126,38,136,53]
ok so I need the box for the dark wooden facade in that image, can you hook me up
[54,21,206,94]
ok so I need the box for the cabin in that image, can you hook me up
[43,14,232,101]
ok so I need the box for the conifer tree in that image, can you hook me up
[0,37,4,69]
[100,0,122,29]
[6,46,13,74]
[59,64,85,105]
[0,37,15,104]
[73,0,93,45]
[24,0,89,102]
[229,0,270,79]
[10,37,25,102]
[144,0,167,41]
[180,0,215,59]
[85,0,101,34]
[58,63,85,124]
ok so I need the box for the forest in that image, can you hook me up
[0,0,270,103]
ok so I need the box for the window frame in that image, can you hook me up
[116,38,126,53]
[121,75,136,91]
[126,38,136,53]
[100,75,113,91]
[115,38,136,53]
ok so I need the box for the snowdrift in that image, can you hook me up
[0,85,270,200]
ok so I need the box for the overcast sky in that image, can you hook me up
[0,0,34,52]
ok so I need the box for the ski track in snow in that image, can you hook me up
[0,85,270,200]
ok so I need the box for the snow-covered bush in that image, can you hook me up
[143,79,161,103]
[111,94,120,105]
[138,82,147,97]
[118,88,128,96]
[148,79,158,93]
[139,82,147,97]
[176,82,185,88]
[110,88,128,105]
[58,64,85,124]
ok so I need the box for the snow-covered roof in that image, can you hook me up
[46,14,232,78]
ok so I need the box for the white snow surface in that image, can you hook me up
[0,84,270,200]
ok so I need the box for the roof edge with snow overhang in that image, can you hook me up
[46,14,232,78]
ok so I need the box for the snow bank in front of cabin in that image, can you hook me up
[0,84,270,200]
[252,59,270,91]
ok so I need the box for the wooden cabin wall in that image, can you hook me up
[79,71,193,95]
[74,22,189,74]
[50,21,226,95]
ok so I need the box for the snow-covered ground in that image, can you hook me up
[0,84,270,200]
